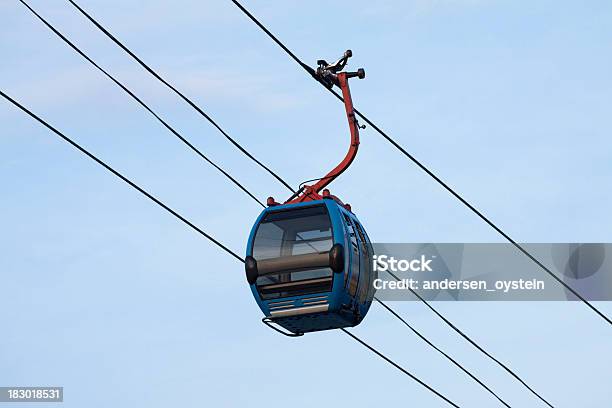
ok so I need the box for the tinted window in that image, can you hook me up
[253,206,333,259]
[343,213,360,296]
[252,205,334,299]
[354,221,373,303]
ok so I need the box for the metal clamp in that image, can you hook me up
[316,49,365,89]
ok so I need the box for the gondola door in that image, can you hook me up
[343,213,361,298]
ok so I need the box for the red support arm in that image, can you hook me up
[287,72,361,204]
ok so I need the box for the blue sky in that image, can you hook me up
[1,0,611,406]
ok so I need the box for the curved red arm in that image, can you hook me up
[287,72,361,204]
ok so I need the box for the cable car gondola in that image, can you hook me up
[245,51,376,336]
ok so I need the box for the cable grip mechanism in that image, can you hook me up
[316,49,365,89]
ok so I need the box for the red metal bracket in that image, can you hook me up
[285,54,365,205]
